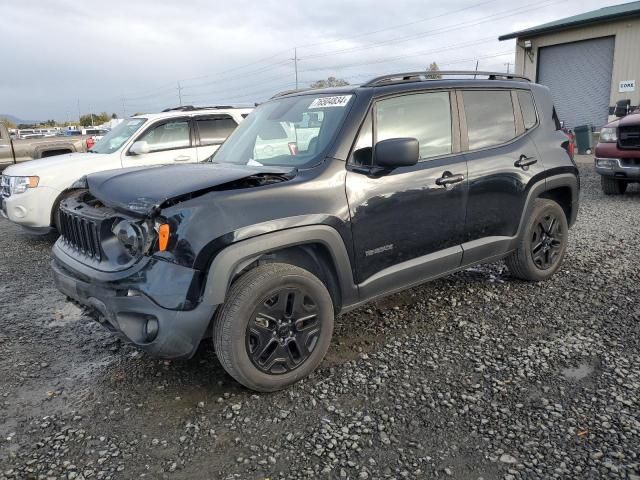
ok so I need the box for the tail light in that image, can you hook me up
[86,137,95,149]
[562,132,575,161]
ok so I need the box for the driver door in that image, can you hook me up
[121,117,195,167]
[346,90,468,293]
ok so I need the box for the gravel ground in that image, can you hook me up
[1,162,639,480]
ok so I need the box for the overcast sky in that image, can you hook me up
[0,0,626,121]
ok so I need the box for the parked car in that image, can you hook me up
[50,72,579,392]
[0,106,252,233]
[0,122,91,172]
[81,128,110,149]
[594,110,640,194]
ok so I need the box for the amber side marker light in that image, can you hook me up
[158,224,170,251]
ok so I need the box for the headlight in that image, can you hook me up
[599,127,617,143]
[111,219,144,256]
[9,176,39,194]
[595,158,617,169]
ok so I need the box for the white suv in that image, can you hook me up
[0,106,252,233]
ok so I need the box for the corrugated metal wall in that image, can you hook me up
[537,37,615,128]
[513,18,640,122]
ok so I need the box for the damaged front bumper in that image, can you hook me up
[51,243,217,359]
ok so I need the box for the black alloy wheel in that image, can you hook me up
[246,287,321,375]
[213,263,334,392]
[505,198,568,282]
[530,212,563,270]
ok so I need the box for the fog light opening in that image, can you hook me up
[144,317,159,342]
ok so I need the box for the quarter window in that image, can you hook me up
[196,116,238,146]
[376,92,452,160]
[140,120,190,152]
[351,111,373,166]
[517,91,538,130]
[463,90,516,150]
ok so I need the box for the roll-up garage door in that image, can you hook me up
[537,36,614,129]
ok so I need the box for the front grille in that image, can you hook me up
[59,210,102,260]
[619,158,640,167]
[619,126,640,149]
[0,175,10,198]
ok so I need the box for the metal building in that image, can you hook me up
[499,1,640,129]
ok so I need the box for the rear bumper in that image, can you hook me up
[594,157,640,180]
[51,253,217,359]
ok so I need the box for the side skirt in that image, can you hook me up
[341,236,514,313]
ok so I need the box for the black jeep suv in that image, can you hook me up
[52,71,579,392]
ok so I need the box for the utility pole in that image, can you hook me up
[77,98,81,125]
[177,81,183,106]
[474,59,479,79]
[504,62,513,74]
[292,48,299,89]
[121,95,127,118]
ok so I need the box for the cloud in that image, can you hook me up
[0,0,624,120]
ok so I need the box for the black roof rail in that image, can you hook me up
[270,88,312,99]
[161,105,248,112]
[362,70,530,87]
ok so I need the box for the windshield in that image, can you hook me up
[89,118,147,154]
[211,94,354,167]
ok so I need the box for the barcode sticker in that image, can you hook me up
[309,95,352,109]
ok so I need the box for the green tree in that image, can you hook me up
[309,77,350,89]
[426,62,442,79]
[79,112,110,126]
[0,117,16,129]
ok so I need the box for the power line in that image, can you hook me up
[117,0,557,99]
[299,36,498,73]
[296,0,500,50]
[301,0,565,60]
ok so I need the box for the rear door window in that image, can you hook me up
[140,119,191,152]
[463,90,516,150]
[517,91,538,130]
[196,116,238,146]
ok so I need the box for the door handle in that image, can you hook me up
[174,155,191,162]
[515,155,537,168]
[436,172,465,186]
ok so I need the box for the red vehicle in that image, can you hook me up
[594,108,640,195]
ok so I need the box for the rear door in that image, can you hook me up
[461,88,544,261]
[121,117,195,167]
[194,115,238,161]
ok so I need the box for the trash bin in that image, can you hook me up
[574,124,593,155]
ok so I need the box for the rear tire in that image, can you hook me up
[505,199,568,282]
[213,263,334,392]
[601,176,627,195]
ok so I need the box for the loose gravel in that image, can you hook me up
[1,162,639,480]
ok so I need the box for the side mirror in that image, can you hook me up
[129,141,150,155]
[374,137,419,168]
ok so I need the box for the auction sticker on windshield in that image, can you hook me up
[309,95,352,109]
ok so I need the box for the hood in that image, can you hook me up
[615,112,640,128]
[2,152,116,184]
[86,162,296,216]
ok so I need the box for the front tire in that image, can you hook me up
[213,263,334,392]
[601,176,627,195]
[505,199,568,282]
[52,191,74,233]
